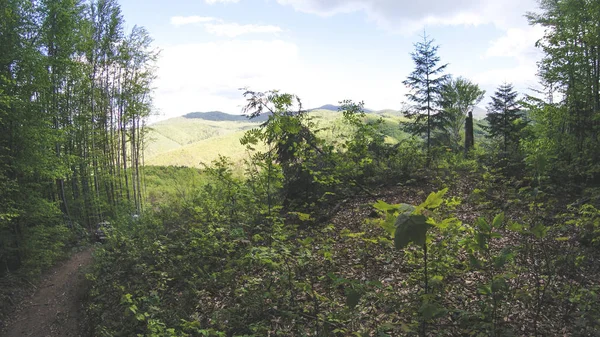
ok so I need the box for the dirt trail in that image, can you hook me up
[1,248,93,337]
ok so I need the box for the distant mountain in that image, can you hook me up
[312,104,373,113]
[146,108,408,168]
[313,104,341,111]
[183,105,382,123]
[472,106,487,119]
[183,111,269,122]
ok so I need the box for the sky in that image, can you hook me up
[117,0,546,122]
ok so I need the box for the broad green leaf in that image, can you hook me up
[377,213,397,237]
[343,232,366,238]
[478,284,492,296]
[290,212,311,221]
[490,232,503,239]
[429,275,444,286]
[298,237,313,246]
[373,200,399,212]
[494,250,514,268]
[492,277,508,293]
[476,232,488,250]
[507,222,523,232]
[345,288,361,309]
[555,236,569,241]
[476,217,490,232]
[394,214,429,250]
[419,301,447,321]
[397,203,415,213]
[469,255,482,269]
[422,188,448,210]
[435,217,460,230]
[492,212,505,229]
[531,224,548,239]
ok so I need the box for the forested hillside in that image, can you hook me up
[144,109,412,168]
[0,0,156,276]
[2,0,600,336]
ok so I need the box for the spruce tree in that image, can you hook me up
[402,33,449,161]
[485,83,524,152]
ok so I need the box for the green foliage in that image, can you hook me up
[0,0,156,277]
[566,203,600,246]
[21,224,73,278]
[143,166,208,205]
[439,77,485,153]
[526,0,600,185]
[394,213,428,249]
[239,91,421,215]
[484,83,527,154]
[372,189,464,335]
[403,33,449,159]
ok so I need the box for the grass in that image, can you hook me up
[144,109,479,169]
[144,117,257,159]
[145,130,260,168]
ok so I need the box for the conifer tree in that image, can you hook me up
[485,83,524,152]
[403,33,449,161]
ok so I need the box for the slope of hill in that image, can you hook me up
[146,130,259,168]
[145,107,490,168]
[145,117,258,160]
[472,106,487,119]
[312,104,374,113]
[312,104,340,111]
[183,111,269,122]
[145,108,408,168]
[145,110,337,167]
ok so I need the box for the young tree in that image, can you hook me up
[485,83,525,152]
[403,33,449,161]
[440,77,485,153]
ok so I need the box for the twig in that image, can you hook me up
[21,278,37,290]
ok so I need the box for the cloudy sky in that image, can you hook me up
[118,0,545,121]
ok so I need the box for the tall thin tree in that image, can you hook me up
[403,33,449,162]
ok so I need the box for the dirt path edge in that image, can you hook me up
[0,247,94,337]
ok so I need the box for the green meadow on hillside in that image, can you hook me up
[145,117,258,159]
[145,109,413,168]
[144,108,488,169]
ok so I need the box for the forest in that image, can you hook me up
[1,0,600,336]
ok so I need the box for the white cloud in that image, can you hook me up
[271,0,545,97]
[155,0,548,121]
[152,39,407,121]
[154,40,302,120]
[204,23,283,37]
[471,25,545,96]
[275,0,538,34]
[170,16,282,37]
[485,26,544,61]
[170,16,217,26]
[205,0,240,4]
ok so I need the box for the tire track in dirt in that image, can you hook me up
[1,248,93,337]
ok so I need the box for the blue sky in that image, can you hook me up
[117,0,545,121]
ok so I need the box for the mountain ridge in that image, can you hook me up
[181,105,486,122]
[183,111,270,122]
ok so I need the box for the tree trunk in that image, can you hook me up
[465,110,474,155]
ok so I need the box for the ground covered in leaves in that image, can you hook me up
[86,172,600,336]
